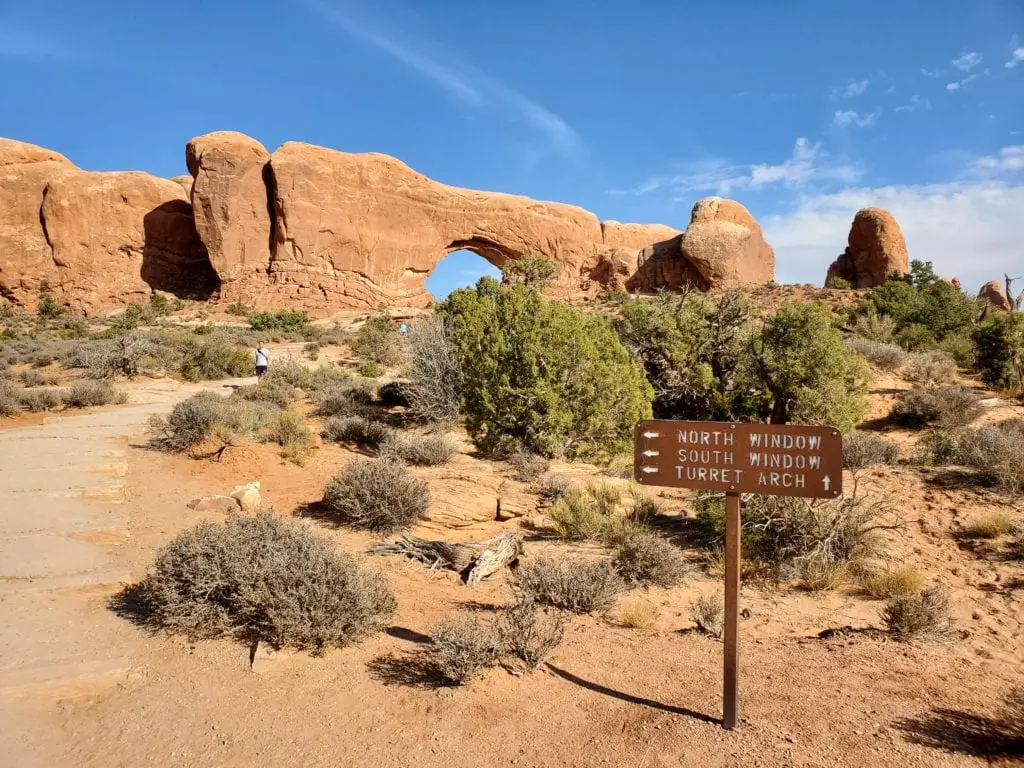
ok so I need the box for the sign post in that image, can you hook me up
[633,420,843,730]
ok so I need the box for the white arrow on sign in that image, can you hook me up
[822,476,832,491]
[642,431,660,439]
[642,449,660,457]
[640,466,659,474]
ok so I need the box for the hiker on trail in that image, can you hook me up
[255,344,270,378]
[399,322,408,336]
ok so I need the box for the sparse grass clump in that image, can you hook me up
[902,350,958,386]
[514,556,625,613]
[847,337,908,371]
[265,359,351,393]
[881,587,952,641]
[19,369,59,387]
[127,512,395,653]
[265,409,312,465]
[379,432,459,466]
[843,431,899,469]
[548,483,625,541]
[321,416,393,449]
[429,614,501,685]
[63,380,126,408]
[314,381,376,418]
[322,458,429,534]
[613,530,689,587]
[961,511,1017,539]
[889,386,983,429]
[690,594,724,637]
[234,379,296,408]
[615,598,660,629]
[858,564,926,598]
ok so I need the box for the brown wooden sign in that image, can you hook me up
[633,420,843,499]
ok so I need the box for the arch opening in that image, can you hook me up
[425,248,503,300]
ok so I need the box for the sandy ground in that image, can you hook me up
[0,370,1022,767]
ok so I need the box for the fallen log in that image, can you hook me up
[369,531,522,585]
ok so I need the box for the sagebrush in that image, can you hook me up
[322,458,430,534]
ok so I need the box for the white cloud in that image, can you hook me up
[946,73,976,92]
[894,95,932,113]
[946,82,961,92]
[611,138,862,198]
[830,79,870,99]
[1006,35,1024,68]
[952,51,982,71]
[833,109,879,128]
[974,145,1024,173]
[763,181,1024,291]
[308,1,581,156]
[920,67,944,78]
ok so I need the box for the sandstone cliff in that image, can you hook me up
[0,132,779,314]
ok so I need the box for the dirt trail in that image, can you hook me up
[0,377,251,766]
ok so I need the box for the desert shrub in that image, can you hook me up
[152,392,222,450]
[825,276,851,289]
[443,278,651,460]
[501,256,561,289]
[376,381,411,408]
[0,381,17,416]
[314,381,376,417]
[902,350,958,386]
[936,331,976,368]
[508,451,549,482]
[147,293,177,316]
[266,359,350,393]
[549,483,625,541]
[514,556,624,613]
[226,302,250,317]
[973,311,1024,394]
[64,380,125,408]
[356,360,381,378]
[113,302,155,331]
[321,415,393,449]
[248,310,310,334]
[616,290,763,422]
[379,432,458,466]
[917,420,1024,493]
[176,336,252,381]
[613,530,689,587]
[322,458,429,534]
[403,314,462,421]
[92,332,151,379]
[890,386,982,429]
[18,387,64,412]
[265,409,312,464]
[798,559,849,591]
[851,307,897,343]
[750,301,869,432]
[615,598,660,629]
[1011,525,1024,559]
[857,261,977,349]
[37,293,64,319]
[295,342,318,363]
[858,564,926,598]
[846,337,908,371]
[429,614,501,684]
[234,378,295,408]
[961,511,1017,539]
[843,431,899,469]
[881,587,952,640]
[19,369,58,387]
[690,594,724,637]
[535,473,573,501]
[497,596,566,670]
[351,313,403,366]
[130,512,395,653]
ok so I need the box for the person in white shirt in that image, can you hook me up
[255,344,270,378]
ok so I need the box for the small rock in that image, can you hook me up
[187,495,241,514]
[741,608,754,619]
[230,481,261,513]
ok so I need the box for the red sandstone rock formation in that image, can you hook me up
[978,280,1012,311]
[627,197,775,292]
[826,208,910,288]
[0,132,778,314]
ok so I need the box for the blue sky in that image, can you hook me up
[2,0,1022,296]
